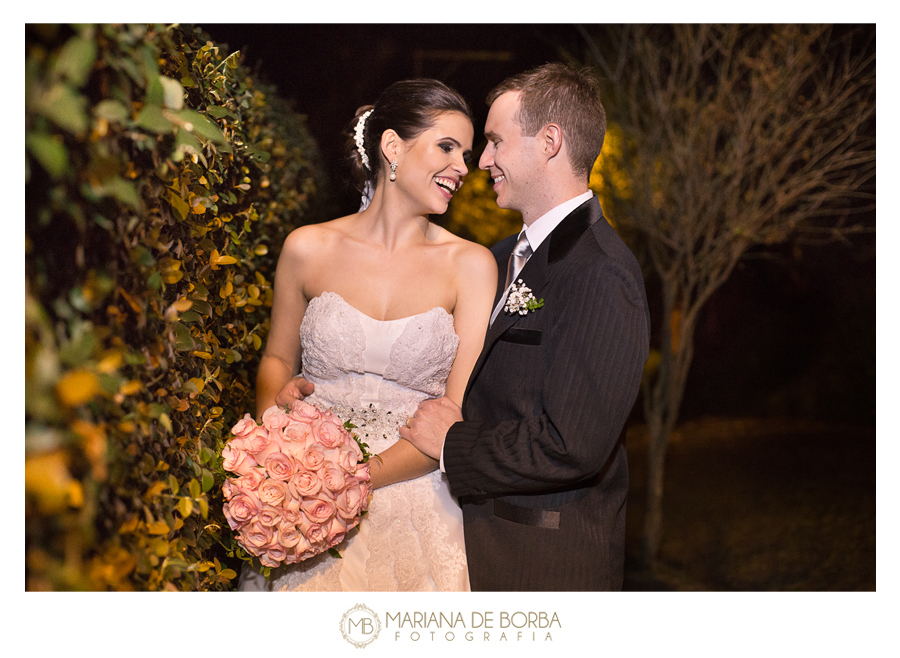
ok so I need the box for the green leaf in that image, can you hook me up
[95,99,129,123]
[41,83,89,134]
[95,177,139,208]
[188,478,201,498]
[135,105,174,134]
[201,468,214,492]
[173,127,203,162]
[144,66,164,105]
[327,548,343,559]
[53,36,97,87]
[173,322,194,351]
[26,132,69,178]
[206,106,233,120]
[177,497,193,518]
[191,300,213,317]
[174,109,227,144]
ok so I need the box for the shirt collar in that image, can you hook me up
[521,191,594,252]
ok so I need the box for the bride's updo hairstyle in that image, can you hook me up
[346,79,473,195]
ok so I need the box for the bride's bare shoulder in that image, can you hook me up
[430,225,494,268]
[281,215,356,258]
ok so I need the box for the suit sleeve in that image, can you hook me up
[443,254,650,497]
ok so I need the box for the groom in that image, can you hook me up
[400,63,650,591]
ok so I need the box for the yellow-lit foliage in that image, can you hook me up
[589,123,631,230]
[25,24,322,590]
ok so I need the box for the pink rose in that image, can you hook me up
[305,522,327,545]
[312,419,347,449]
[234,467,267,494]
[223,493,260,530]
[301,445,326,471]
[262,405,291,431]
[259,546,285,568]
[275,521,305,549]
[258,479,288,506]
[240,521,274,551]
[288,400,321,423]
[354,461,371,483]
[222,478,238,500]
[264,451,296,481]
[332,445,360,473]
[320,408,344,429]
[231,413,258,439]
[335,484,364,521]
[242,426,271,455]
[288,470,322,498]
[257,505,281,527]
[283,421,311,443]
[321,464,348,494]
[222,443,258,476]
[325,515,349,546]
[301,495,336,525]
[280,504,302,525]
[283,438,312,462]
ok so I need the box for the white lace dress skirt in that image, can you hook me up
[257,292,469,592]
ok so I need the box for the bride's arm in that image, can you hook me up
[443,243,497,407]
[371,243,497,489]
[255,229,310,420]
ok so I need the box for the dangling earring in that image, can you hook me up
[389,160,398,181]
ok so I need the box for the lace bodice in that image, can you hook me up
[300,292,460,444]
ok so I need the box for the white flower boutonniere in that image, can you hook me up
[504,279,544,316]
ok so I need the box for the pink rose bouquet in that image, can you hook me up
[221,400,372,568]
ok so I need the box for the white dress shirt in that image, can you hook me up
[438,190,595,471]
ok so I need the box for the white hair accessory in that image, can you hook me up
[359,180,375,211]
[354,109,374,171]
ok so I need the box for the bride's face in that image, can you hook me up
[395,111,473,215]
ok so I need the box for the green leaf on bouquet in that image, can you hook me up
[328,548,343,559]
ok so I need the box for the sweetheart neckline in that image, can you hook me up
[310,291,452,324]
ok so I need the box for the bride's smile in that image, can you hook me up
[393,110,473,214]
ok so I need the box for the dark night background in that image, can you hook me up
[203,23,876,429]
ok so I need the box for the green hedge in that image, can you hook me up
[25,23,324,590]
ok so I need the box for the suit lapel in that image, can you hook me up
[463,196,603,406]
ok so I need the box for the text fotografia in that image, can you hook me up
[386,611,560,642]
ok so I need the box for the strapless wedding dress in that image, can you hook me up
[260,291,469,591]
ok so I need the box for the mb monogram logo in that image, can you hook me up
[340,604,382,648]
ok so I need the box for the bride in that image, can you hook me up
[242,79,497,591]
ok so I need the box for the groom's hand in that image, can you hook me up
[274,377,315,407]
[399,397,462,461]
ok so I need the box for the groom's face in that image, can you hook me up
[479,91,541,218]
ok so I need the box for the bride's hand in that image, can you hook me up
[274,376,315,407]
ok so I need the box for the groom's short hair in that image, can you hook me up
[487,62,606,181]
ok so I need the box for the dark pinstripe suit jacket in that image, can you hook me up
[443,196,650,591]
